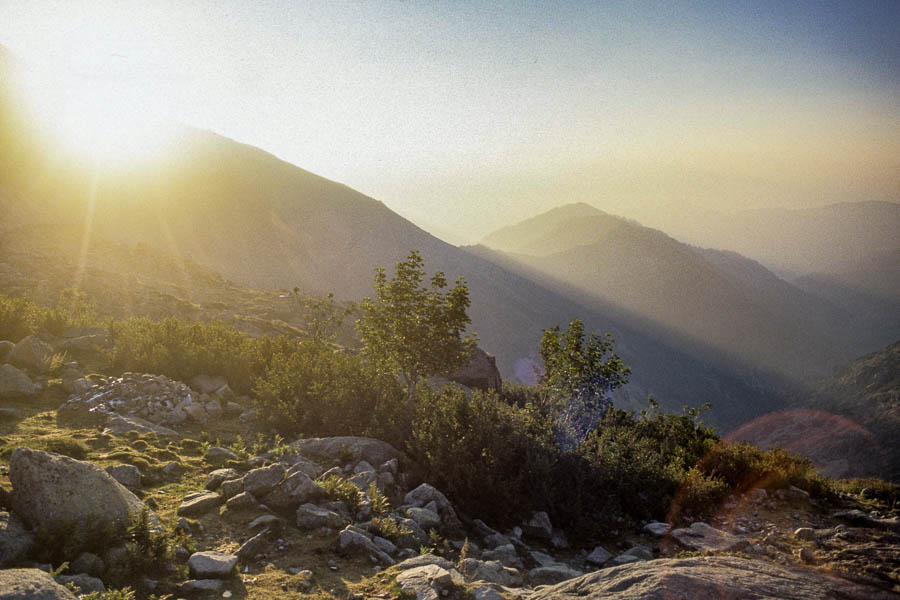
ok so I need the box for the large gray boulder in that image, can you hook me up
[0,365,35,398]
[263,471,325,511]
[0,568,78,600]
[242,463,285,496]
[9,448,151,544]
[290,436,404,466]
[7,336,53,371]
[528,556,896,600]
[0,512,35,567]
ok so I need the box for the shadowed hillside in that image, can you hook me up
[478,204,858,381]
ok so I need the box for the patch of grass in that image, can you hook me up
[43,437,90,460]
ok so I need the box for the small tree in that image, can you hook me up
[357,250,477,403]
[538,318,630,450]
[293,288,353,346]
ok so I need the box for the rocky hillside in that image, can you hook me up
[478,203,882,381]
[0,344,897,599]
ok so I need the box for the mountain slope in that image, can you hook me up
[0,47,792,431]
[639,201,900,283]
[480,206,850,380]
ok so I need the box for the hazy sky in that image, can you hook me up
[2,1,898,243]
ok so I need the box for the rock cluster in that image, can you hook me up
[57,372,248,428]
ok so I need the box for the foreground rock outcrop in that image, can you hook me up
[528,555,897,600]
[9,448,151,542]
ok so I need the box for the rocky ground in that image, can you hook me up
[0,333,898,599]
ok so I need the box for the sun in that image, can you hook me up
[16,59,178,167]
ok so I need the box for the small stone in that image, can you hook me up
[793,527,815,541]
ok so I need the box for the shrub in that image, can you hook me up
[105,317,273,393]
[252,341,406,442]
[0,290,99,342]
[124,508,171,578]
[317,474,362,515]
[408,386,557,527]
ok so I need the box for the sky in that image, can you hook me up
[1,0,898,243]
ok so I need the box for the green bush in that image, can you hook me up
[408,386,557,527]
[105,316,282,393]
[252,341,406,442]
[0,289,98,341]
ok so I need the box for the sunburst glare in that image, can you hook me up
[16,60,177,167]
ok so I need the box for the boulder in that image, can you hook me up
[0,568,78,600]
[220,478,244,499]
[0,511,35,567]
[457,558,521,586]
[447,346,502,392]
[404,483,452,514]
[0,364,35,398]
[236,529,271,561]
[296,503,342,530]
[69,552,105,577]
[642,521,671,537]
[482,543,522,569]
[338,526,395,566]
[242,463,285,496]
[179,579,226,594]
[9,448,151,544]
[7,336,53,371]
[529,564,583,586]
[285,457,325,480]
[586,545,613,566]
[177,491,224,517]
[396,565,454,600]
[53,574,105,596]
[794,527,815,541]
[472,587,504,600]
[668,522,749,553]
[205,468,240,491]
[290,436,404,467]
[105,464,142,490]
[205,447,239,465]
[225,491,260,512]
[396,555,455,571]
[263,472,325,510]
[528,555,897,600]
[407,507,441,530]
[188,551,238,579]
[521,511,553,540]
